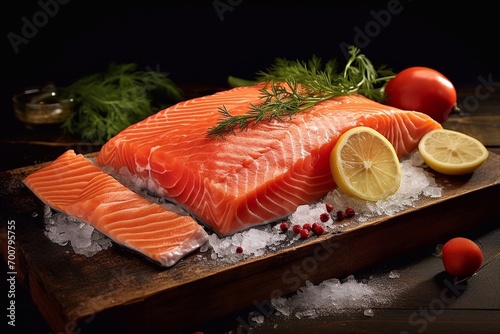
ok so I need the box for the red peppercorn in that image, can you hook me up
[345,207,355,218]
[325,203,334,213]
[302,223,312,231]
[292,224,302,234]
[236,246,243,253]
[299,228,310,239]
[319,212,330,222]
[336,210,345,221]
[280,222,289,232]
[312,223,325,235]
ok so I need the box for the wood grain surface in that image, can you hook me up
[1,83,499,334]
[1,150,499,333]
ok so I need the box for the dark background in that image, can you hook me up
[3,0,500,114]
[2,2,500,333]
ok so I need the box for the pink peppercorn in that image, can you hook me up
[292,224,302,234]
[299,229,310,239]
[325,203,334,212]
[345,207,356,218]
[336,210,345,221]
[312,224,325,235]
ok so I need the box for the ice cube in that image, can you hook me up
[388,270,400,279]
[364,308,374,317]
[424,186,442,198]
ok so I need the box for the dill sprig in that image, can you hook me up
[60,63,183,145]
[207,46,395,138]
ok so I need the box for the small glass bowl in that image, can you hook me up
[13,84,74,128]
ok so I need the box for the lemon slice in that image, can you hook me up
[418,129,489,175]
[330,126,402,202]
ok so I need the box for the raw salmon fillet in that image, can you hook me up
[96,83,442,236]
[23,150,209,267]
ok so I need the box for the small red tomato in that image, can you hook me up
[441,237,483,277]
[384,67,457,124]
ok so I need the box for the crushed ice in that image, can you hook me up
[43,152,440,262]
[388,270,400,279]
[208,151,441,261]
[205,225,291,263]
[43,206,112,257]
[323,152,441,226]
[270,274,395,319]
[364,308,375,317]
[230,269,408,331]
[36,152,436,330]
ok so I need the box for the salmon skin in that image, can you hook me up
[23,150,209,267]
[96,83,442,236]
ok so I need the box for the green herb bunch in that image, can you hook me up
[61,63,183,145]
[208,46,395,138]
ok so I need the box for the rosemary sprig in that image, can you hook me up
[207,46,395,138]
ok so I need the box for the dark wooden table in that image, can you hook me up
[1,84,499,334]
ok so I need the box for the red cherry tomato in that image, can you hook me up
[441,237,483,277]
[384,67,457,124]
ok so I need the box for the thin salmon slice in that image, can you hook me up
[96,83,442,236]
[23,150,209,267]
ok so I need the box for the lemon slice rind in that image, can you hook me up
[418,129,489,175]
[330,126,402,202]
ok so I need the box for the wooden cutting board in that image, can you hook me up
[1,152,499,333]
